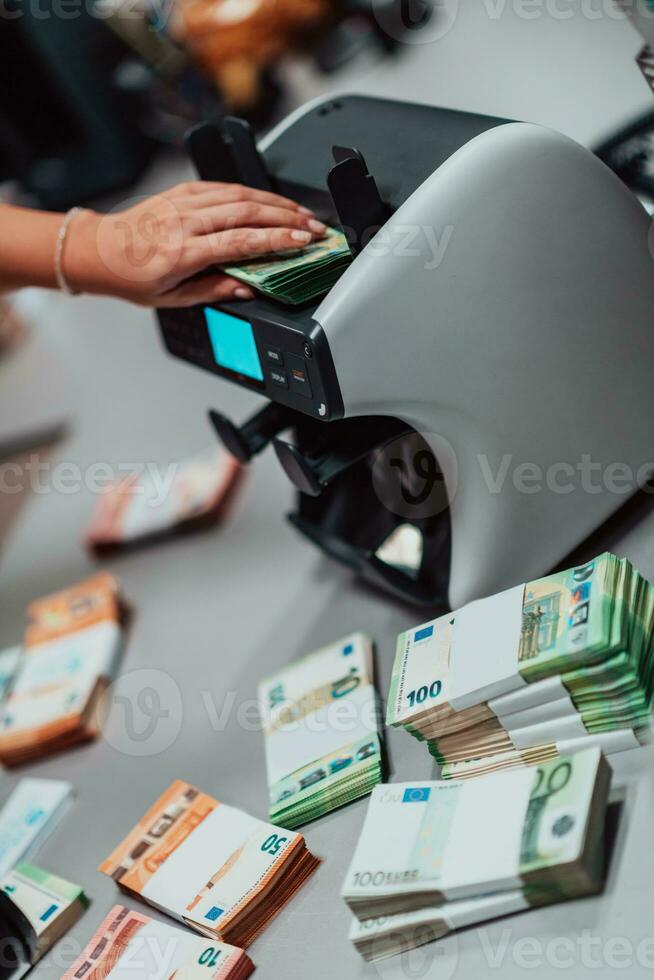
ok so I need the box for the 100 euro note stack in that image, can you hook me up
[258,633,383,828]
[99,779,320,948]
[0,572,127,766]
[343,747,610,961]
[63,905,254,980]
[387,553,653,779]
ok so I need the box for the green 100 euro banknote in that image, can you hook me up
[258,633,382,828]
[222,227,352,305]
[342,746,610,920]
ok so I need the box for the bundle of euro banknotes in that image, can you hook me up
[0,778,74,878]
[343,747,610,961]
[223,227,352,305]
[0,572,127,765]
[63,905,254,980]
[0,862,87,976]
[99,779,320,948]
[86,448,242,551]
[387,553,653,779]
[258,633,383,828]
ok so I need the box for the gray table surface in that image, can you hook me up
[3,5,654,977]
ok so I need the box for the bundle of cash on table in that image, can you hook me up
[86,447,242,551]
[223,227,352,305]
[387,553,653,779]
[0,778,74,878]
[344,746,610,961]
[63,905,254,980]
[0,572,127,765]
[0,862,87,976]
[258,633,383,828]
[99,779,320,948]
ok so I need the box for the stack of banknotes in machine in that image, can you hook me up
[344,746,610,961]
[86,447,242,551]
[0,862,87,976]
[0,572,127,765]
[223,227,352,305]
[99,779,320,948]
[387,553,653,779]
[258,632,383,828]
[63,905,254,980]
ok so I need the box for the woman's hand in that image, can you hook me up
[65,181,326,307]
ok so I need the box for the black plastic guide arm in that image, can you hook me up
[327,145,391,256]
[185,117,272,190]
[273,417,412,497]
[208,403,296,463]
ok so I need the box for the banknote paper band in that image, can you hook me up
[488,675,570,718]
[438,768,531,900]
[448,585,527,711]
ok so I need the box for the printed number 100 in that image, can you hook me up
[407,680,441,707]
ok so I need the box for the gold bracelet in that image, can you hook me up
[54,206,83,295]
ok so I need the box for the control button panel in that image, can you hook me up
[158,303,342,421]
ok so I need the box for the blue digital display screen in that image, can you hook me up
[204,308,263,382]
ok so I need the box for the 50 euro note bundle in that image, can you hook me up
[99,779,320,949]
[0,572,128,766]
[343,747,611,961]
[63,904,254,980]
[86,448,242,551]
[387,554,654,780]
[258,633,383,829]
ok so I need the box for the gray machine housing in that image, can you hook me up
[158,95,654,609]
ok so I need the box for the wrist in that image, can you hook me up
[62,208,107,295]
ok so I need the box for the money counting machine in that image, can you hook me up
[157,95,654,609]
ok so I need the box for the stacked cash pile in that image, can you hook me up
[0,779,74,878]
[0,646,20,702]
[223,227,352,305]
[63,905,254,980]
[343,747,610,960]
[0,573,127,765]
[0,862,87,971]
[258,633,382,828]
[99,779,320,948]
[387,554,653,779]
[86,448,242,550]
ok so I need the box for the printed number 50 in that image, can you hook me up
[261,833,288,856]
[407,680,441,707]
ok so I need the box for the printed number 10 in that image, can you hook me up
[199,948,221,967]
[407,680,441,707]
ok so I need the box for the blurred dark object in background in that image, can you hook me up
[594,107,654,201]
[0,0,433,209]
[0,8,155,210]
[110,0,434,138]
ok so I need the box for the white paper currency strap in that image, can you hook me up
[440,768,533,900]
[441,891,529,930]
[558,728,639,755]
[509,713,588,750]
[496,694,578,732]
[449,585,527,711]
[489,675,569,719]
